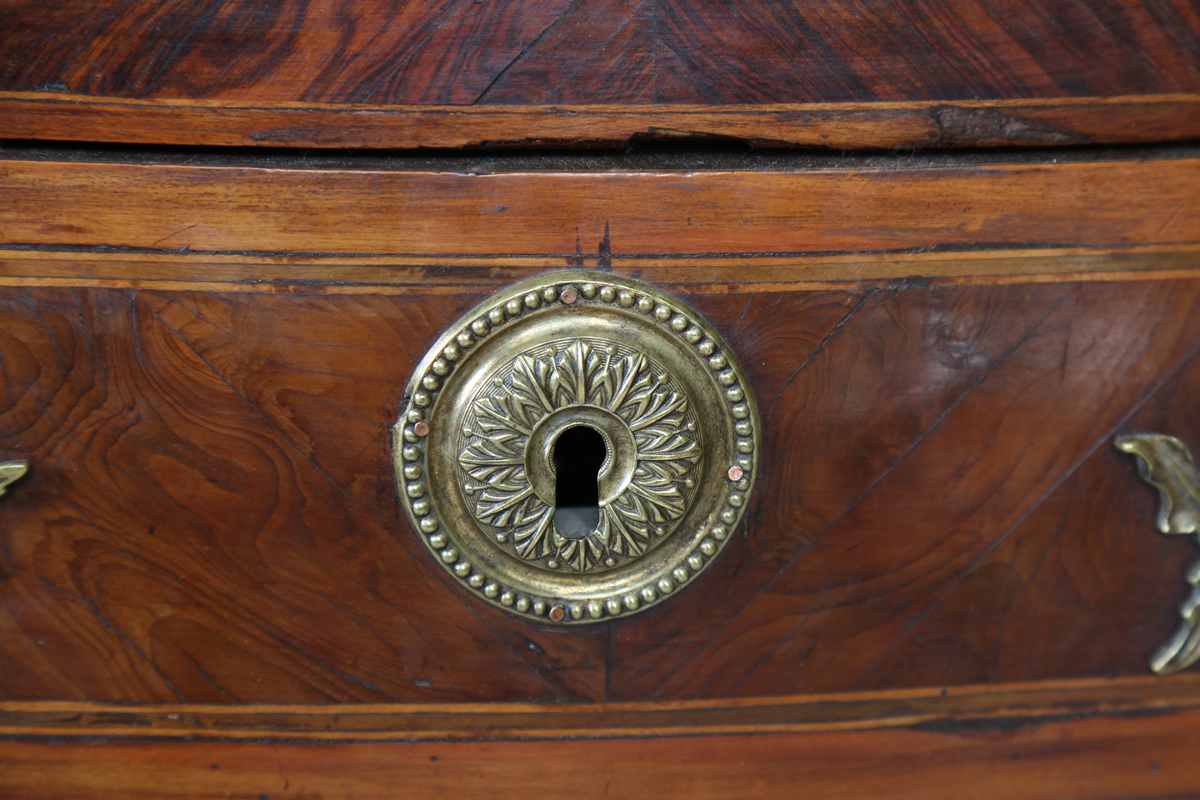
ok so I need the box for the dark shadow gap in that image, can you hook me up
[553,426,607,539]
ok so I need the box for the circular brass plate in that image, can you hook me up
[394,271,759,624]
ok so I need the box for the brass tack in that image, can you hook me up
[728,465,744,481]
[549,604,566,622]
[414,421,431,437]
[560,287,579,305]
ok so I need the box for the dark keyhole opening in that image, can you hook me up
[553,426,607,539]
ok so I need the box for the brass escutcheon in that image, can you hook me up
[393,272,759,624]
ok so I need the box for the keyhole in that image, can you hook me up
[552,426,607,539]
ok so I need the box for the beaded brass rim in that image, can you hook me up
[393,271,759,624]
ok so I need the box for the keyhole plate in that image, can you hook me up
[394,271,759,625]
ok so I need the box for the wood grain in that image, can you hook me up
[3,1,1198,105]
[865,348,1200,689]
[3,704,1200,799]
[2,158,1198,284]
[5,0,1200,147]
[0,287,607,704]
[4,94,1200,150]
[3,279,1200,703]
[5,249,1200,296]
[609,279,1200,700]
[3,673,1200,740]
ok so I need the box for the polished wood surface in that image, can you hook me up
[4,1,1198,104]
[3,674,1200,740]
[3,703,1200,799]
[4,149,1200,795]
[8,249,1200,296]
[1,157,1198,290]
[6,2,1200,792]
[4,94,1200,150]
[2,277,1199,703]
[3,1,1200,147]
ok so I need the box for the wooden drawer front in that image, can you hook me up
[1,279,1197,704]
[1,154,1199,710]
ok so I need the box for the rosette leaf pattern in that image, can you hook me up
[458,339,701,573]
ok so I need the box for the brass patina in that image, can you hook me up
[1116,433,1200,674]
[0,460,29,499]
[394,272,759,624]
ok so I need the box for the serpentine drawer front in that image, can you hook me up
[3,151,1200,795]
[8,1,1200,794]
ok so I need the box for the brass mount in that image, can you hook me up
[394,272,760,624]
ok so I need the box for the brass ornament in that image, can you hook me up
[460,338,702,574]
[1115,433,1200,674]
[0,459,29,499]
[394,271,759,624]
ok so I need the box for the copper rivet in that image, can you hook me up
[727,465,744,481]
[414,421,431,437]
[560,288,579,305]
[549,604,566,622]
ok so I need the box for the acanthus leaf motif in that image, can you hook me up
[458,338,700,574]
